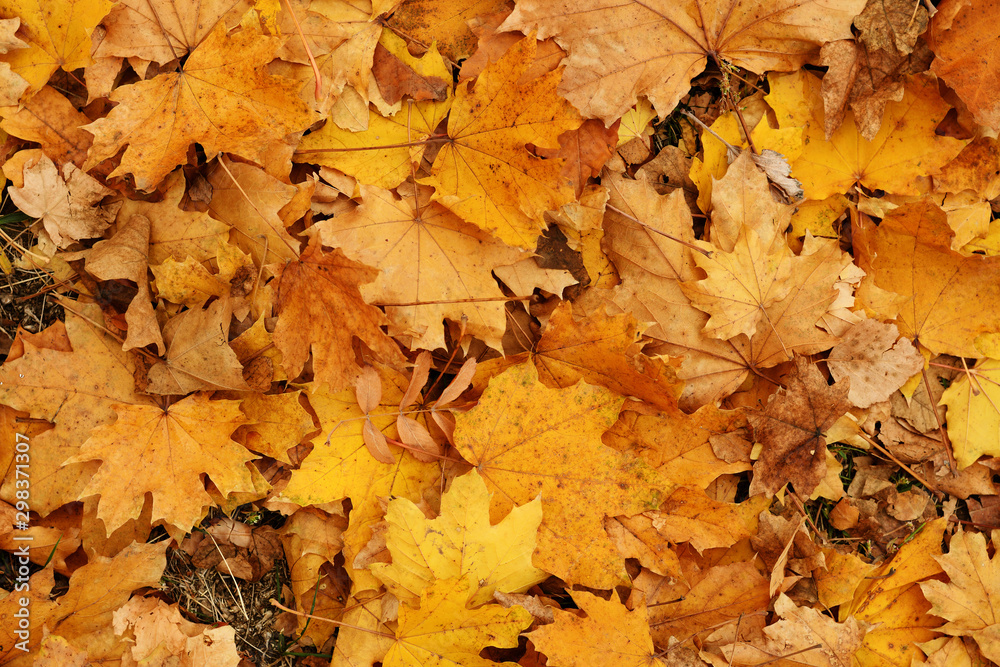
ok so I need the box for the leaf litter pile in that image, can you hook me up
[5,0,1000,665]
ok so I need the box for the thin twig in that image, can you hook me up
[855,429,943,499]
[921,365,956,474]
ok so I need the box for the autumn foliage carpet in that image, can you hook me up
[4,0,1000,665]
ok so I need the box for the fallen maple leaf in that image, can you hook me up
[83,14,315,190]
[64,392,257,534]
[827,319,923,409]
[713,593,868,667]
[9,153,115,247]
[768,70,967,200]
[118,171,230,265]
[383,576,532,667]
[113,597,240,667]
[0,306,151,516]
[272,238,405,391]
[749,356,850,497]
[387,0,511,63]
[92,0,251,65]
[682,226,793,341]
[206,156,303,265]
[921,528,1000,663]
[370,469,547,608]
[0,0,113,97]
[635,561,770,648]
[423,34,582,249]
[500,0,865,124]
[529,301,684,414]
[454,361,669,588]
[846,518,947,666]
[311,183,526,351]
[0,85,94,166]
[929,0,1000,131]
[853,199,1000,358]
[278,373,441,593]
[940,358,1000,470]
[649,486,767,553]
[530,589,657,667]
[144,299,251,394]
[0,541,166,661]
[819,38,933,141]
[603,404,752,489]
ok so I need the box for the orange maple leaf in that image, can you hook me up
[272,239,405,391]
[423,34,582,249]
[64,392,256,534]
[530,590,657,667]
[83,15,315,190]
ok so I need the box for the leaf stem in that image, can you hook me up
[605,204,712,257]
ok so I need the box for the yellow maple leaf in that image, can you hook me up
[530,590,657,667]
[295,30,453,188]
[370,470,547,608]
[64,392,256,534]
[383,576,532,667]
[279,373,440,592]
[768,70,967,200]
[689,114,804,216]
[454,361,670,588]
[296,97,451,189]
[83,15,315,190]
[940,358,1000,469]
[500,0,865,123]
[682,226,794,341]
[0,0,113,98]
[845,518,946,666]
[921,528,1000,664]
[423,34,582,249]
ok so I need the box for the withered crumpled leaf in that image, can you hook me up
[85,213,165,355]
[749,357,851,497]
[9,153,116,247]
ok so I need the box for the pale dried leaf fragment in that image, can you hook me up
[827,320,923,408]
